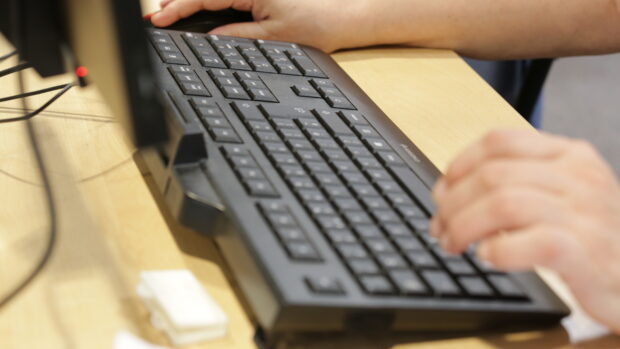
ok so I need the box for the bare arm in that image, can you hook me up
[369,0,620,59]
[151,0,620,59]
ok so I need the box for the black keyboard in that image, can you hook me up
[141,28,569,347]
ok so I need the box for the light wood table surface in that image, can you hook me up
[0,17,618,349]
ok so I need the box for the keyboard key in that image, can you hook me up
[393,236,425,251]
[285,241,321,261]
[342,211,373,225]
[313,109,354,136]
[222,86,251,100]
[347,259,380,275]
[383,223,410,237]
[279,164,307,177]
[408,218,430,232]
[364,138,391,153]
[260,104,313,119]
[289,176,316,191]
[326,95,355,110]
[487,275,527,298]
[459,276,494,297]
[316,215,347,230]
[162,52,188,65]
[292,85,321,98]
[181,82,210,96]
[241,79,267,89]
[267,213,297,227]
[388,166,434,213]
[275,227,306,241]
[291,56,326,78]
[200,56,226,68]
[372,210,401,224]
[445,260,477,275]
[421,271,461,296]
[385,192,416,207]
[246,179,279,197]
[229,155,257,169]
[306,276,344,295]
[258,201,287,213]
[359,275,395,295]
[353,125,380,139]
[298,189,327,202]
[338,111,369,126]
[221,145,248,157]
[215,77,241,87]
[376,254,408,270]
[231,101,266,122]
[389,270,428,295]
[306,202,336,216]
[275,62,301,75]
[310,79,335,89]
[336,243,369,259]
[375,180,403,194]
[406,251,439,269]
[364,238,396,254]
[209,68,235,79]
[323,185,353,199]
[249,88,278,102]
[226,58,252,70]
[377,151,406,167]
[210,128,242,143]
[203,117,230,129]
[249,59,277,73]
[333,198,363,212]
[354,225,383,239]
[324,229,358,244]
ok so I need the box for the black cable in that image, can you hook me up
[0,50,17,62]
[0,62,30,78]
[0,83,69,103]
[0,0,58,310]
[0,83,73,124]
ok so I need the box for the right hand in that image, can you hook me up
[150,0,381,52]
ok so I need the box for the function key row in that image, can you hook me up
[181,32,326,77]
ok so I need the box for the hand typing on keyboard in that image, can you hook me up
[151,0,373,53]
[431,129,620,333]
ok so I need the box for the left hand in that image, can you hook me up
[431,129,620,333]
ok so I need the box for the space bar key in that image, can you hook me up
[388,166,435,213]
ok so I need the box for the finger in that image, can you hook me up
[436,159,570,225]
[444,129,571,186]
[151,0,251,27]
[441,186,567,253]
[476,224,577,271]
[160,0,174,9]
[208,21,271,40]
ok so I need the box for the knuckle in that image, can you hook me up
[482,130,512,150]
[570,140,598,158]
[490,188,522,221]
[537,230,566,267]
[478,162,509,188]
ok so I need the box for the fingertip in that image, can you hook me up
[432,177,447,202]
[150,11,171,27]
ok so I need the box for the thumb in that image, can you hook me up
[208,21,273,41]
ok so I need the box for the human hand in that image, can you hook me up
[431,129,620,333]
[150,0,382,52]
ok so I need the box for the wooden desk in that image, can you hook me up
[0,30,617,349]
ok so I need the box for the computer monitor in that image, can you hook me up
[0,0,168,147]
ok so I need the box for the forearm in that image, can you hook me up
[364,0,620,59]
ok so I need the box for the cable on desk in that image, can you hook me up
[0,50,17,62]
[0,62,30,78]
[0,83,70,103]
[0,83,73,124]
[0,0,58,310]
